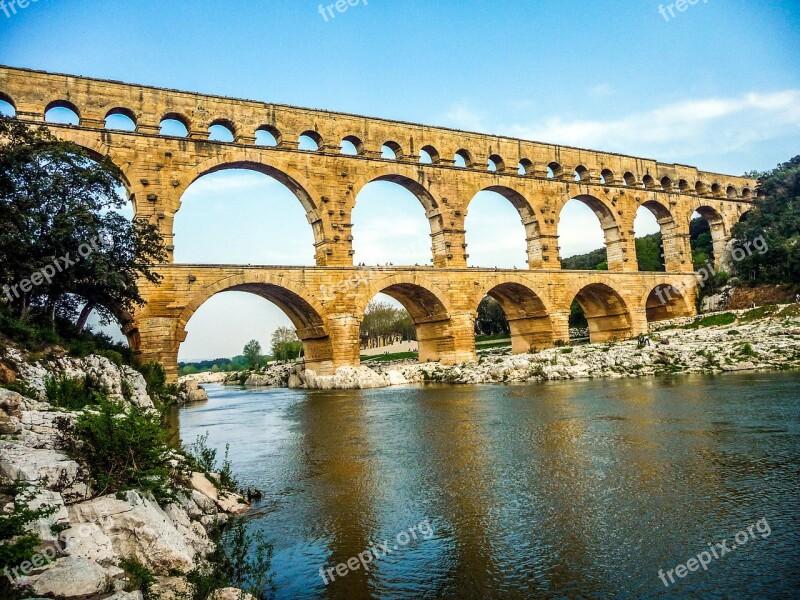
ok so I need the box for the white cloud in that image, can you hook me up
[590,83,613,97]
[443,104,486,131]
[505,90,800,163]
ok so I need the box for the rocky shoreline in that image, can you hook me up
[194,304,800,391]
[0,350,254,599]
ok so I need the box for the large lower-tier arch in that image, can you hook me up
[644,284,694,323]
[356,274,462,364]
[176,274,334,375]
[476,280,555,353]
[569,282,634,343]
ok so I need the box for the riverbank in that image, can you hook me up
[199,304,800,390]
[0,349,255,599]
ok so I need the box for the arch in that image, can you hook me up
[642,174,656,190]
[741,187,753,200]
[177,274,333,374]
[255,125,281,146]
[635,199,675,271]
[104,107,137,131]
[341,135,363,156]
[678,179,691,192]
[690,205,726,268]
[644,284,694,323]
[349,167,441,214]
[454,149,473,168]
[726,185,738,199]
[381,140,402,160]
[518,158,533,175]
[695,180,708,195]
[711,183,722,196]
[478,280,555,353]
[466,185,544,268]
[574,165,589,182]
[660,176,673,192]
[0,92,16,116]
[487,154,504,172]
[600,169,615,185]
[547,162,563,179]
[208,119,235,142]
[569,282,633,343]
[45,99,80,125]
[358,275,454,363]
[419,144,440,164]
[298,130,321,151]
[351,171,441,266]
[622,171,636,187]
[559,194,624,271]
[160,113,190,137]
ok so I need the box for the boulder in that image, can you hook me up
[0,441,89,498]
[179,379,209,404]
[0,361,16,383]
[149,575,193,600]
[17,557,115,598]
[60,522,116,565]
[68,490,197,574]
[209,588,258,600]
[25,489,69,547]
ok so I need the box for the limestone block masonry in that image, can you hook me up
[0,66,757,380]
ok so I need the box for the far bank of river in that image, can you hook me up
[182,304,800,391]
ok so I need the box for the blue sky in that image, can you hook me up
[2,0,798,360]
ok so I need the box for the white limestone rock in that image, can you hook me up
[67,490,197,574]
[60,522,116,566]
[17,557,115,598]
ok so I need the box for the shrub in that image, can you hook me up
[58,400,174,501]
[185,433,239,493]
[0,483,57,598]
[740,343,758,357]
[187,518,275,600]
[119,557,156,598]
[44,375,108,410]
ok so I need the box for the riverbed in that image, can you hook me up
[176,372,800,599]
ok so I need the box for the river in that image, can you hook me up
[175,372,800,599]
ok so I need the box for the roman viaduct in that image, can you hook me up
[0,66,758,380]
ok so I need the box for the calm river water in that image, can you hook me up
[176,372,800,599]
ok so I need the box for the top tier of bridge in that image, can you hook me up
[0,65,755,199]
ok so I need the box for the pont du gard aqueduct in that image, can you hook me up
[0,66,758,381]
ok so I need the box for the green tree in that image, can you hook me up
[0,116,165,327]
[475,296,509,335]
[243,339,262,369]
[730,156,800,283]
[271,327,303,361]
[360,300,417,345]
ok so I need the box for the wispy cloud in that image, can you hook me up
[504,90,800,162]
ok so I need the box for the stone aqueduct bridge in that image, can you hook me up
[0,66,758,380]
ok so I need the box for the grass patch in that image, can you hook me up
[739,305,779,322]
[475,333,510,342]
[682,313,737,329]
[475,341,512,350]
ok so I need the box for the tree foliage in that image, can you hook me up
[242,339,263,369]
[359,300,416,345]
[730,156,800,283]
[271,327,302,361]
[0,116,166,328]
[475,296,509,335]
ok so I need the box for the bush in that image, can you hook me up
[44,375,108,410]
[0,483,57,598]
[187,518,275,600]
[58,400,174,501]
[119,557,156,598]
[185,433,239,493]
